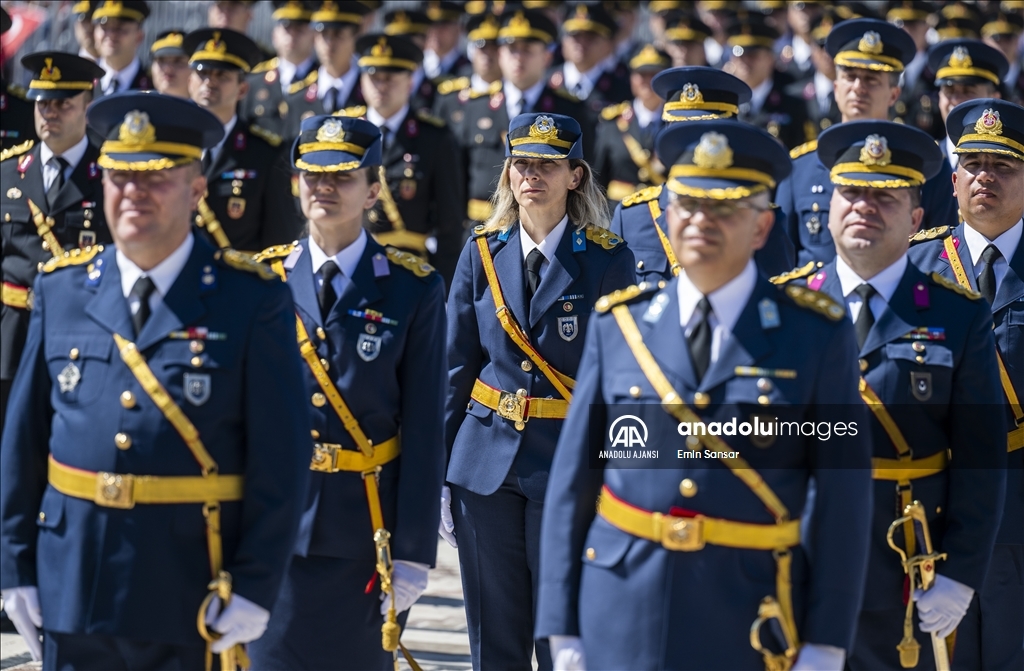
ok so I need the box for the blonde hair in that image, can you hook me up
[480,158,611,234]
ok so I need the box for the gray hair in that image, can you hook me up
[480,158,611,234]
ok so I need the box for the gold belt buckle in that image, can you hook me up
[95,472,135,509]
[310,442,340,473]
[661,514,706,551]
[496,389,529,431]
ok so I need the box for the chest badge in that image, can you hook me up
[58,361,81,393]
[6,187,21,199]
[806,215,821,234]
[910,371,932,402]
[227,197,246,219]
[357,333,382,361]
[558,315,579,342]
[184,373,212,406]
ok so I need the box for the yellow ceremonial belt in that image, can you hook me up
[647,200,681,277]
[1,283,32,310]
[467,199,492,223]
[944,236,1024,452]
[26,198,63,258]
[610,304,799,671]
[470,379,570,428]
[871,452,949,481]
[196,197,232,250]
[107,333,248,671]
[475,236,575,402]
[620,131,664,187]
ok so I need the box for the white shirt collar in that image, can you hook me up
[206,116,237,163]
[424,48,462,79]
[318,58,359,102]
[308,229,367,280]
[748,77,773,116]
[100,57,140,93]
[520,215,569,265]
[40,134,89,173]
[835,254,907,303]
[471,73,493,93]
[278,55,315,89]
[504,78,546,117]
[562,59,607,100]
[366,104,409,135]
[814,70,833,109]
[632,99,661,129]
[904,50,928,89]
[117,232,195,304]
[944,136,959,169]
[963,218,1022,270]
[791,35,812,69]
[677,259,757,336]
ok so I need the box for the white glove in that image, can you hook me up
[380,560,430,615]
[204,592,270,653]
[1,586,43,662]
[913,574,975,639]
[439,485,457,548]
[792,642,846,671]
[550,635,587,671]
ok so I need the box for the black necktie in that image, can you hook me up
[854,283,877,350]
[108,77,120,95]
[688,297,712,383]
[323,86,338,113]
[46,157,68,208]
[525,248,544,301]
[318,261,340,320]
[129,276,156,336]
[977,244,1001,306]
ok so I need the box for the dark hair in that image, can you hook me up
[908,185,921,209]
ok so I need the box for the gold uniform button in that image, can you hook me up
[316,327,327,340]
[756,378,773,393]
[114,432,132,450]
[686,436,699,448]
[521,360,533,372]
[38,512,46,522]
[190,356,203,367]
[311,429,320,439]
[120,391,136,408]
[679,478,697,498]
[190,340,205,354]
[629,385,642,398]
[41,241,49,251]
[693,392,710,409]
[636,260,644,270]
[915,355,925,364]
[311,392,327,407]
[585,548,596,560]
[859,358,868,372]
[757,395,771,406]
[69,348,80,360]
[911,342,925,352]
[320,358,330,371]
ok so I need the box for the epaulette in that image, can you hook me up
[584,224,624,252]
[386,246,435,280]
[437,76,470,95]
[415,109,446,127]
[334,105,367,118]
[7,83,27,100]
[253,242,297,263]
[41,245,103,273]
[1,139,34,162]
[929,271,981,300]
[783,284,845,321]
[467,88,492,99]
[595,282,662,313]
[487,81,502,95]
[620,185,662,207]
[217,249,279,281]
[600,101,629,121]
[554,88,581,102]
[251,57,278,74]
[471,224,490,238]
[287,70,318,95]
[769,260,821,285]
[249,124,282,147]
[908,225,951,244]
[789,139,817,160]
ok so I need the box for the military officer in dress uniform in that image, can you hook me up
[982,9,1024,104]
[776,18,960,266]
[660,11,712,67]
[248,115,446,671]
[382,9,439,114]
[443,113,635,671]
[184,28,303,255]
[908,99,1024,671]
[241,1,319,141]
[424,1,471,81]
[93,1,151,98]
[787,8,843,138]
[0,91,312,670]
[335,33,465,288]
[459,9,594,232]
[888,1,943,139]
[535,119,873,671]
[593,45,671,205]
[549,3,632,114]
[0,8,37,154]
[928,39,1008,169]
[608,67,795,283]
[432,13,502,134]
[0,53,108,432]
[149,30,190,99]
[773,119,1007,671]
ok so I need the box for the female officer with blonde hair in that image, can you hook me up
[441,112,635,670]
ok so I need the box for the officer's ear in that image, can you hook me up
[187,161,207,211]
[237,75,250,99]
[750,206,774,251]
[364,167,382,210]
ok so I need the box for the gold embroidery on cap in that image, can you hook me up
[859,134,892,166]
[693,131,733,170]
[119,111,157,146]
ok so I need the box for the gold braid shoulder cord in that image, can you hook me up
[197,197,232,250]
[26,199,64,258]
[610,305,798,671]
[645,199,681,278]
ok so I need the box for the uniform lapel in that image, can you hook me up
[49,144,97,214]
[84,247,135,337]
[699,277,775,392]
[638,279,697,392]
[21,145,48,215]
[135,237,212,351]
[993,231,1024,313]
[529,225,580,328]
[950,222,978,284]
[491,227,530,332]
[327,237,384,325]
[860,263,921,357]
[289,241,322,328]
[209,120,238,177]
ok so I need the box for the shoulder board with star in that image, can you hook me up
[601,101,630,121]
[334,105,367,118]
[437,76,470,96]
[789,139,817,160]
[929,271,981,300]
[253,242,298,263]
[782,284,845,321]
[249,124,282,147]
[7,83,27,100]
[769,260,822,285]
[584,224,625,253]
[41,245,104,273]
[287,70,318,95]
[386,247,435,280]
[416,109,446,127]
[595,282,663,313]
[217,249,279,281]
[1,139,34,163]
[251,57,278,74]
[908,225,951,245]
[620,185,662,207]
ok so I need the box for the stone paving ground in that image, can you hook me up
[1,543,473,670]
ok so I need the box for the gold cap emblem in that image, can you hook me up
[508,11,530,31]
[858,31,884,55]
[693,132,733,170]
[316,118,345,142]
[682,83,703,104]
[203,31,227,55]
[575,4,588,18]
[859,134,892,166]
[370,36,392,58]
[948,45,972,69]
[40,58,61,82]
[975,109,1003,135]
[119,110,156,146]
[529,115,557,140]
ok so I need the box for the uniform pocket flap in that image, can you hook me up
[885,342,953,367]
[581,516,634,568]
[44,334,113,362]
[36,487,66,530]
